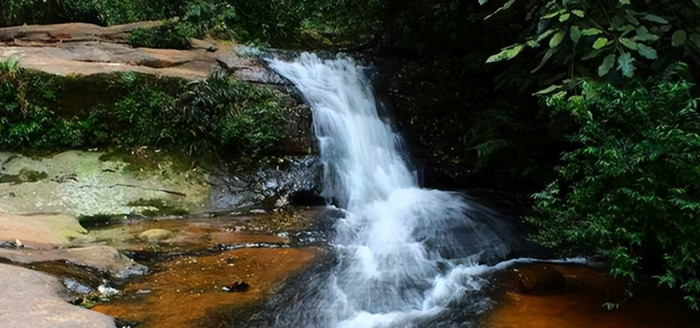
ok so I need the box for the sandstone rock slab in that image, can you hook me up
[0,263,116,328]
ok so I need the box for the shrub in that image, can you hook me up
[179,69,288,157]
[0,64,290,161]
[113,89,181,145]
[128,21,194,49]
[529,64,700,309]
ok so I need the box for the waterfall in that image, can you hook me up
[268,53,510,327]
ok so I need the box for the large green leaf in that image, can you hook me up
[570,26,582,44]
[634,27,660,42]
[642,14,669,24]
[532,49,555,73]
[672,30,687,47]
[619,37,638,50]
[593,37,609,49]
[550,30,566,48]
[637,43,658,59]
[533,84,562,95]
[486,44,525,63]
[485,0,515,19]
[617,52,635,77]
[598,54,616,77]
[582,28,602,36]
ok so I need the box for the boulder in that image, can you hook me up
[0,150,209,217]
[0,263,116,328]
[0,245,147,278]
[0,214,87,248]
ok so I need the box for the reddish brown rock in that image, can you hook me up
[0,22,280,82]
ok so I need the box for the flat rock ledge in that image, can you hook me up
[0,22,284,83]
[0,263,116,328]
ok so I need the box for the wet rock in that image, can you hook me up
[216,53,286,84]
[206,156,322,212]
[139,229,175,242]
[222,281,250,292]
[1,151,319,216]
[0,245,146,278]
[63,277,93,294]
[505,264,567,295]
[0,263,116,328]
[191,39,218,52]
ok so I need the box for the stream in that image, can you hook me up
[89,53,700,328]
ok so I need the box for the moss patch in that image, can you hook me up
[0,168,48,184]
[127,198,188,217]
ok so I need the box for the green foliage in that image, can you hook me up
[113,89,180,145]
[0,66,290,160]
[482,0,700,81]
[128,21,194,49]
[179,70,288,156]
[1,0,190,26]
[529,64,700,310]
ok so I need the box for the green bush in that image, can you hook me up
[0,63,290,161]
[179,70,288,156]
[128,21,194,49]
[1,0,188,26]
[113,89,181,145]
[529,64,700,309]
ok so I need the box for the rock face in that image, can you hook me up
[0,151,209,216]
[0,213,87,248]
[0,263,117,328]
[0,22,283,83]
[0,151,321,217]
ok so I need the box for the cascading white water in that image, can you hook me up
[269,53,511,327]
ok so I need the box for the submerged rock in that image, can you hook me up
[505,264,567,295]
[92,247,321,328]
[489,263,700,328]
[222,280,250,292]
[139,229,175,242]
